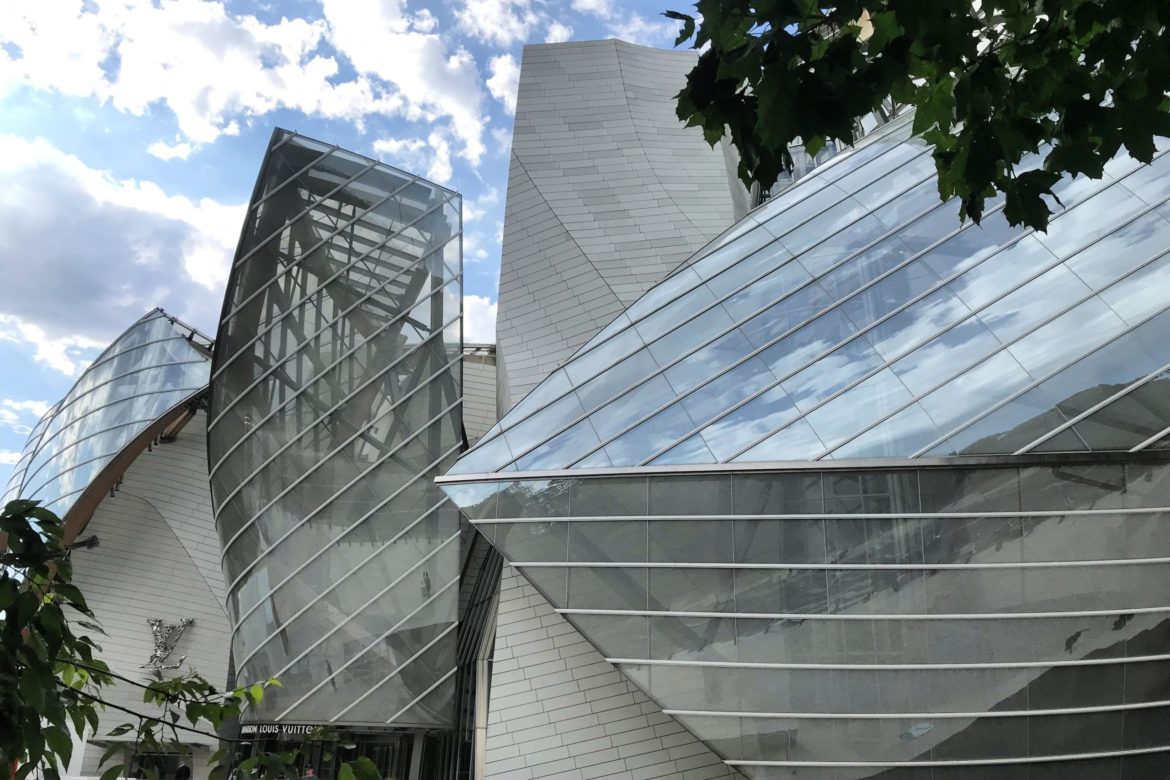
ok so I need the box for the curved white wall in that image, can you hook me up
[67,411,228,779]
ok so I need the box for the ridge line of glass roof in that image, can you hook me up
[609,653,1170,670]
[208,240,460,427]
[216,352,463,547]
[467,148,940,466]
[641,160,1170,466]
[434,449,1170,483]
[664,700,1170,720]
[208,305,462,481]
[469,120,927,449]
[733,209,1170,463]
[82,309,169,367]
[723,743,1170,767]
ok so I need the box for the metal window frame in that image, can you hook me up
[606,652,1170,671]
[556,605,1170,621]
[215,349,463,531]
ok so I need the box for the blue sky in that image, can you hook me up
[0,0,690,481]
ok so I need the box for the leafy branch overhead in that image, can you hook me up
[666,0,1170,230]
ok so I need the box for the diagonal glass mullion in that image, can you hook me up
[740,186,1170,461]
[270,571,460,720]
[477,140,933,448]
[909,298,1170,459]
[385,667,456,725]
[208,227,457,429]
[214,188,454,377]
[223,404,461,597]
[806,241,1170,462]
[231,494,451,668]
[217,350,463,556]
[20,414,189,501]
[230,155,380,274]
[25,358,205,468]
[255,543,459,715]
[328,614,459,722]
[219,179,448,331]
[632,159,1164,466]
[486,157,941,469]
[1016,355,1170,453]
[19,386,206,495]
[245,142,338,217]
[1131,423,1170,452]
[217,324,461,556]
[51,358,205,423]
[213,313,461,518]
[208,289,461,480]
[214,187,454,386]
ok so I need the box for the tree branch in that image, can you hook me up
[58,682,241,745]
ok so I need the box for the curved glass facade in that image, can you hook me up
[441,108,1170,775]
[450,116,1170,475]
[208,130,463,727]
[443,460,1170,775]
[2,309,211,517]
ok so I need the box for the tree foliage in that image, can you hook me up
[1,501,393,780]
[667,0,1170,230]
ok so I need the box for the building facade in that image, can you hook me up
[3,310,226,778]
[494,39,751,416]
[441,93,1170,777]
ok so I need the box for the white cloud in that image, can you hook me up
[0,398,52,435]
[456,0,539,48]
[0,0,490,167]
[0,450,21,466]
[486,54,520,114]
[146,140,193,161]
[320,0,486,165]
[545,21,573,43]
[464,186,500,223]
[608,14,678,46]
[571,0,614,16]
[372,131,454,184]
[0,134,241,372]
[464,294,497,343]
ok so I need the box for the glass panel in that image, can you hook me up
[733,418,826,463]
[832,403,942,459]
[1035,184,1147,259]
[976,262,1090,344]
[891,317,1002,396]
[699,385,800,461]
[804,369,915,451]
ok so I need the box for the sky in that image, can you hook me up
[0,0,690,483]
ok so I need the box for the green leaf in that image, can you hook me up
[347,756,380,780]
[337,764,356,780]
[43,726,72,771]
[99,763,124,780]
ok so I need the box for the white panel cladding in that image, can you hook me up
[67,411,229,779]
[484,565,742,780]
[464,349,499,445]
[496,39,748,414]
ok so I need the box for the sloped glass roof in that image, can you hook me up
[2,309,212,517]
[448,116,1170,475]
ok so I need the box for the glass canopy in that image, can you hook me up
[447,115,1170,476]
[2,309,211,518]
